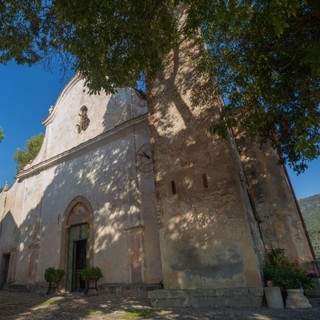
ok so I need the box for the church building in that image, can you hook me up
[0,32,314,307]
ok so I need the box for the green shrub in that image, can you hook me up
[81,266,103,281]
[264,263,316,290]
[264,247,317,290]
[44,268,65,283]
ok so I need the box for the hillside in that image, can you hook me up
[299,194,320,258]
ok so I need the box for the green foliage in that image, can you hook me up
[265,247,287,267]
[81,266,103,281]
[1,1,319,171]
[0,0,178,93]
[13,133,44,173]
[44,267,65,283]
[0,128,3,143]
[185,0,320,173]
[264,264,317,290]
[264,247,317,290]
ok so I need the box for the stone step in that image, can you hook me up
[148,287,264,308]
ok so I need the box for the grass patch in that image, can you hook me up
[86,310,104,316]
[43,300,59,305]
[123,308,166,319]
[84,307,113,316]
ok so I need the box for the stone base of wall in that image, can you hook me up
[100,284,162,297]
[9,283,47,293]
[148,288,264,308]
[8,283,162,296]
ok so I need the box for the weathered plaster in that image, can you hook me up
[0,33,313,303]
[147,28,262,289]
[0,79,161,290]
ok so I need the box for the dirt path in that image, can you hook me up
[0,291,320,320]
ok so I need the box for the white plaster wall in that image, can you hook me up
[0,185,19,254]
[27,76,147,167]
[0,182,25,252]
[0,180,30,285]
[33,126,157,285]
[3,122,160,287]
[13,173,44,284]
[0,76,161,289]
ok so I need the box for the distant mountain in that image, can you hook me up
[299,194,320,258]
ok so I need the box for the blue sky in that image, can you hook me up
[0,62,319,199]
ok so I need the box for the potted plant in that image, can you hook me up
[264,247,317,308]
[81,266,103,295]
[263,248,285,308]
[305,270,320,297]
[44,267,65,294]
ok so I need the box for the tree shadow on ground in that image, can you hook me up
[0,292,169,320]
[1,292,320,320]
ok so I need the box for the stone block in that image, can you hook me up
[264,287,284,309]
[148,288,263,308]
[249,287,264,296]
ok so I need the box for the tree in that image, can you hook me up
[0,128,3,143]
[14,133,44,173]
[1,1,319,172]
[186,0,320,173]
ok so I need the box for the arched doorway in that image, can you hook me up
[60,197,94,292]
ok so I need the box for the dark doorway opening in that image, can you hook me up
[72,239,87,291]
[1,254,10,290]
[66,222,89,292]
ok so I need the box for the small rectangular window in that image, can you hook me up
[202,173,208,188]
[171,180,177,195]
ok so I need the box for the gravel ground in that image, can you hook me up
[0,291,320,320]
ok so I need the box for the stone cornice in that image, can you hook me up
[17,113,148,181]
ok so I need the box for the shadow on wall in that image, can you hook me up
[145,34,305,288]
[0,211,19,289]
[146,37,259,288]
[13,128,141,288]
[0,38,304,294]
[3,84,159,291]
[10,39,257,291]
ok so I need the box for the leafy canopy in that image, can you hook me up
[0,128,3,143]
[186,0,320,173]
[14,133,44,173]
[0,0,178,93]
[1,1,319,172]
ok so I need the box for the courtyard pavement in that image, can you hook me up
[0,291,320,320]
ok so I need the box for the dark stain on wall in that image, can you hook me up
[171,246,244,279]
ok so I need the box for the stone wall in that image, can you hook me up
[234,136,314,266]
[147,16,262,289]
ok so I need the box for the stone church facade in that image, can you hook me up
[0,77,162,293]
[0,33,315,306]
